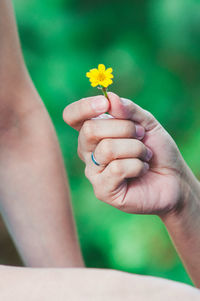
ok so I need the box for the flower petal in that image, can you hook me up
[107,73,114,79]
[101,81,108,88]
[90,68,98,74]
[86,64,113,88]
[105,67,113,74]
[91,81,99,87]
[98,64,106,72]
[102,79,113,87]
[86,72,91,78]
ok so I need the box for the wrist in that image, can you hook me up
[161,162,200,226]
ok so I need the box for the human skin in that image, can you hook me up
[0,0,83,267]
[1,0,199,299]
[63,92,200,287]
[0,265,199,301]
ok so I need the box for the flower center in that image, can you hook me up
[98,72,106,82]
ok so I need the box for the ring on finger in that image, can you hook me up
[91,152,100,166]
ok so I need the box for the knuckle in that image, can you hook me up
[84,165,92,181]
[98,139,113,162]
[109,160,123,176]
[81,120,94,141]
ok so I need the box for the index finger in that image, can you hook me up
[63,96,109,131]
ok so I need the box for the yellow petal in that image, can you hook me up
[89,70,99,81]
[86,72,91,78]
[101,79,112,87]
[89,76,99,82]
[86,65,113,88]
[101,81,108,88]
[106,73,114,79]
[91,81,99,87]
[105,67,113,74]
[86,68,98,79]
[89,68,98,74]
[98,64,106,72]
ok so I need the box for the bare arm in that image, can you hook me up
[0,0,83,267]
[0,265,199,301]
[161,168,200,287]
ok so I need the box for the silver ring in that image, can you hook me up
[91,152,100,166]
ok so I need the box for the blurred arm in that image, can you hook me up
[0,266,199,300]
[0,0,83,267]
[161,167,200,287]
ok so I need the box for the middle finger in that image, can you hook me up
[78,118,145,156]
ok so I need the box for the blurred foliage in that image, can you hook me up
[13,0,200,285]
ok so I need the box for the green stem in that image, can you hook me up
[101,87,108,99]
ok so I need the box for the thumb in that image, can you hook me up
[63,95,109,131]
[107,92,158,131]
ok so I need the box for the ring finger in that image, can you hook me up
[86,138,153,175]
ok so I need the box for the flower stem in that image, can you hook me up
[102,87,108,99]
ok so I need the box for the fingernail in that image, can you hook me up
[146,148,153,161]
[143,162,149,174]
[91,97,108,113]
[135,125,145,140]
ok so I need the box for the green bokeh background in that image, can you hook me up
[13,0,200,285]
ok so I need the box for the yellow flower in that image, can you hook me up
[86,64,113,88]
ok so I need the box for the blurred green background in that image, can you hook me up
[11,0,200,285]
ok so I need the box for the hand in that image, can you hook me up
[63,93,189,216]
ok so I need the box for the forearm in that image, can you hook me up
[0,0,83,267]
[161,163,200,287]
[0,266,199,301]
[0,92,83,267]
